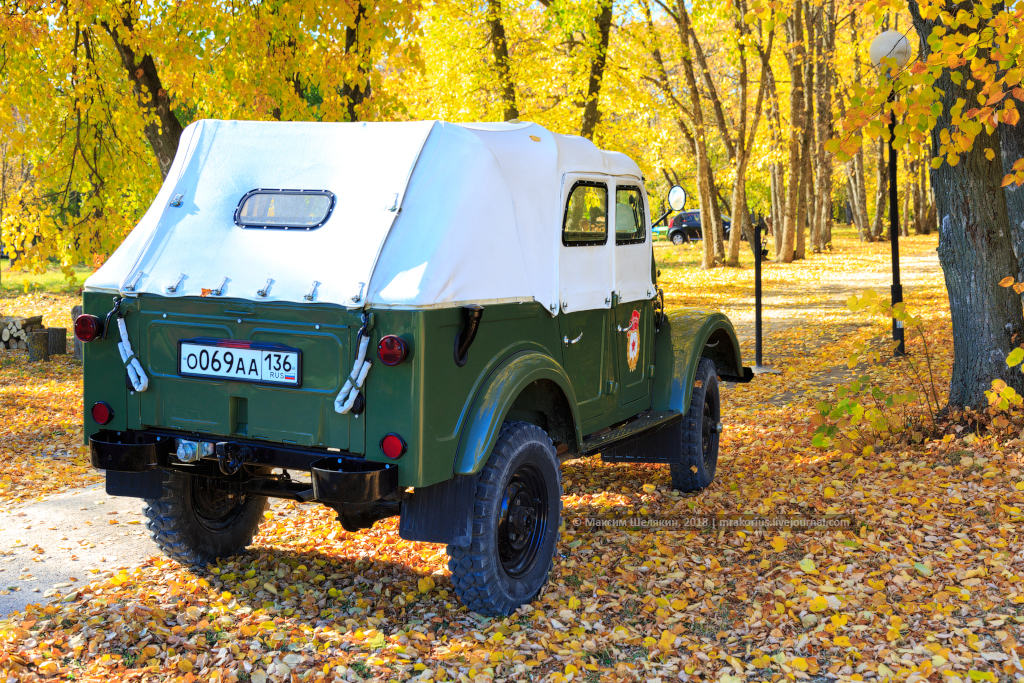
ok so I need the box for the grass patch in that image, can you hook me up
[0,259,93,295]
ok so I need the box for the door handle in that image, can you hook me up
[616,324,631,333]
[563,332,583,346]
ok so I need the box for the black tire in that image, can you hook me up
[144,469,268,566]
[670,357,721,492]
[447,421,562,616]
[671,231,686,245]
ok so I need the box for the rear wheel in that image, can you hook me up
[447,421,562,616]
[670,357,721,492]
[144,470,268,566]
[671,231,686,245]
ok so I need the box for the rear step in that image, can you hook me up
[580,410,683,464]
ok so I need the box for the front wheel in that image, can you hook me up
[447,421,562,616]
[144,470,268,566]
[670,357,721,492]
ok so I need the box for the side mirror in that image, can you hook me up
[668,185,687,212]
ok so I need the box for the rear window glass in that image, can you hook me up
[234,190,335,230]
[615,186,646,244]
[562,181,608,246]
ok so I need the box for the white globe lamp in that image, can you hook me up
[870,30,912,71]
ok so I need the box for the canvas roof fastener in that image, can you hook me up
[166,273,186,294]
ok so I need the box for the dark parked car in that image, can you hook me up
[666,210,731,245]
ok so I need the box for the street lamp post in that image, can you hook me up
[870,30,912,357]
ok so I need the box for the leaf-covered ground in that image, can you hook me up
[2,229,1023,683]
[0,294,100,505]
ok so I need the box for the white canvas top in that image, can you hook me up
[86,119,653,313]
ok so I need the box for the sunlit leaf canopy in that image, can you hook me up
[1,0,997,272]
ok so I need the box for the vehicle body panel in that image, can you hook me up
[652,309,744,414]
[613,301,654,406]
[451,351,581,476]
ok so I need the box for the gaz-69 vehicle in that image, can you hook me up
[81,119,752,615]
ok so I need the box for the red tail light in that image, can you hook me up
[91,401,114,425]
[74,314,103,342]
[377,335,408,366]
[380,433,407,459]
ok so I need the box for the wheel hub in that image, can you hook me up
[191,478,247,532]
[497,464,548,578]
[508,497,537,548]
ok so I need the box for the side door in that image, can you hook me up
[557,175,615,426]
[611,181,655,408]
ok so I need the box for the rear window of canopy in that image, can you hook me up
[234,189,335,230]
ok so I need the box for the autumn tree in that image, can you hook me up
[836,0,1024,408]
[0,0,420,272]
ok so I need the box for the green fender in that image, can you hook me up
[652,309,749,414]
[452,351,582,476]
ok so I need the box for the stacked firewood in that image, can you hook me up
[0,316,43,350]
[0,316,67,360]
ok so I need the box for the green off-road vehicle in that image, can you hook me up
[81,119,751,615]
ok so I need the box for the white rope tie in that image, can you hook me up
[334,333,371,413]
[117,317,149,392]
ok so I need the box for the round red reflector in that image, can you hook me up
[377,335,408,366]
[380,433,407,460]
[74,314,103,342]
[91,401,114,425]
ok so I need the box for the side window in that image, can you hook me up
[615,186,646,245]
[562,181,608,246]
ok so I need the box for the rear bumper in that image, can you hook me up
[89,429,398,505]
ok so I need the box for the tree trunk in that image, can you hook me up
[487,0,519,122]
[797,141,812,259]
[845,161,868,240]
[813,0,834,252]
[778,0,805,263]
[580,0,613,140]
[847,18,870,241]
[1000,119,1024,285]
[909,0,1024,409]
[102,14,183,178]
[709,172,726,261]
[675,2,717,269]
[796,13,814,261]
[340,3,371,122]
[27,331,49,363]
[913,158,929,236]
[765,62,784,252]
[919,160,934,235]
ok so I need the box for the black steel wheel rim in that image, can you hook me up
[191,478,248,532]
[701,395,718,470]
[497,462,548,578]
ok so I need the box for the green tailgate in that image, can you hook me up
[83,292,364,452]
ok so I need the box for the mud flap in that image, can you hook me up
[599,419,682,464]
[399,474,477,545]
[106,469,163,499]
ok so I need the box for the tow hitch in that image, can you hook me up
[215,442,253,476]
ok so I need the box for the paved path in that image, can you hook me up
[0,484,154,615]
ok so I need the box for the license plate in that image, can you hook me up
[178,338,302,387]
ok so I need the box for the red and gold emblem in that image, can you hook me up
[626,310,640,372]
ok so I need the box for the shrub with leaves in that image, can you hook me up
[812,290,941,451]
